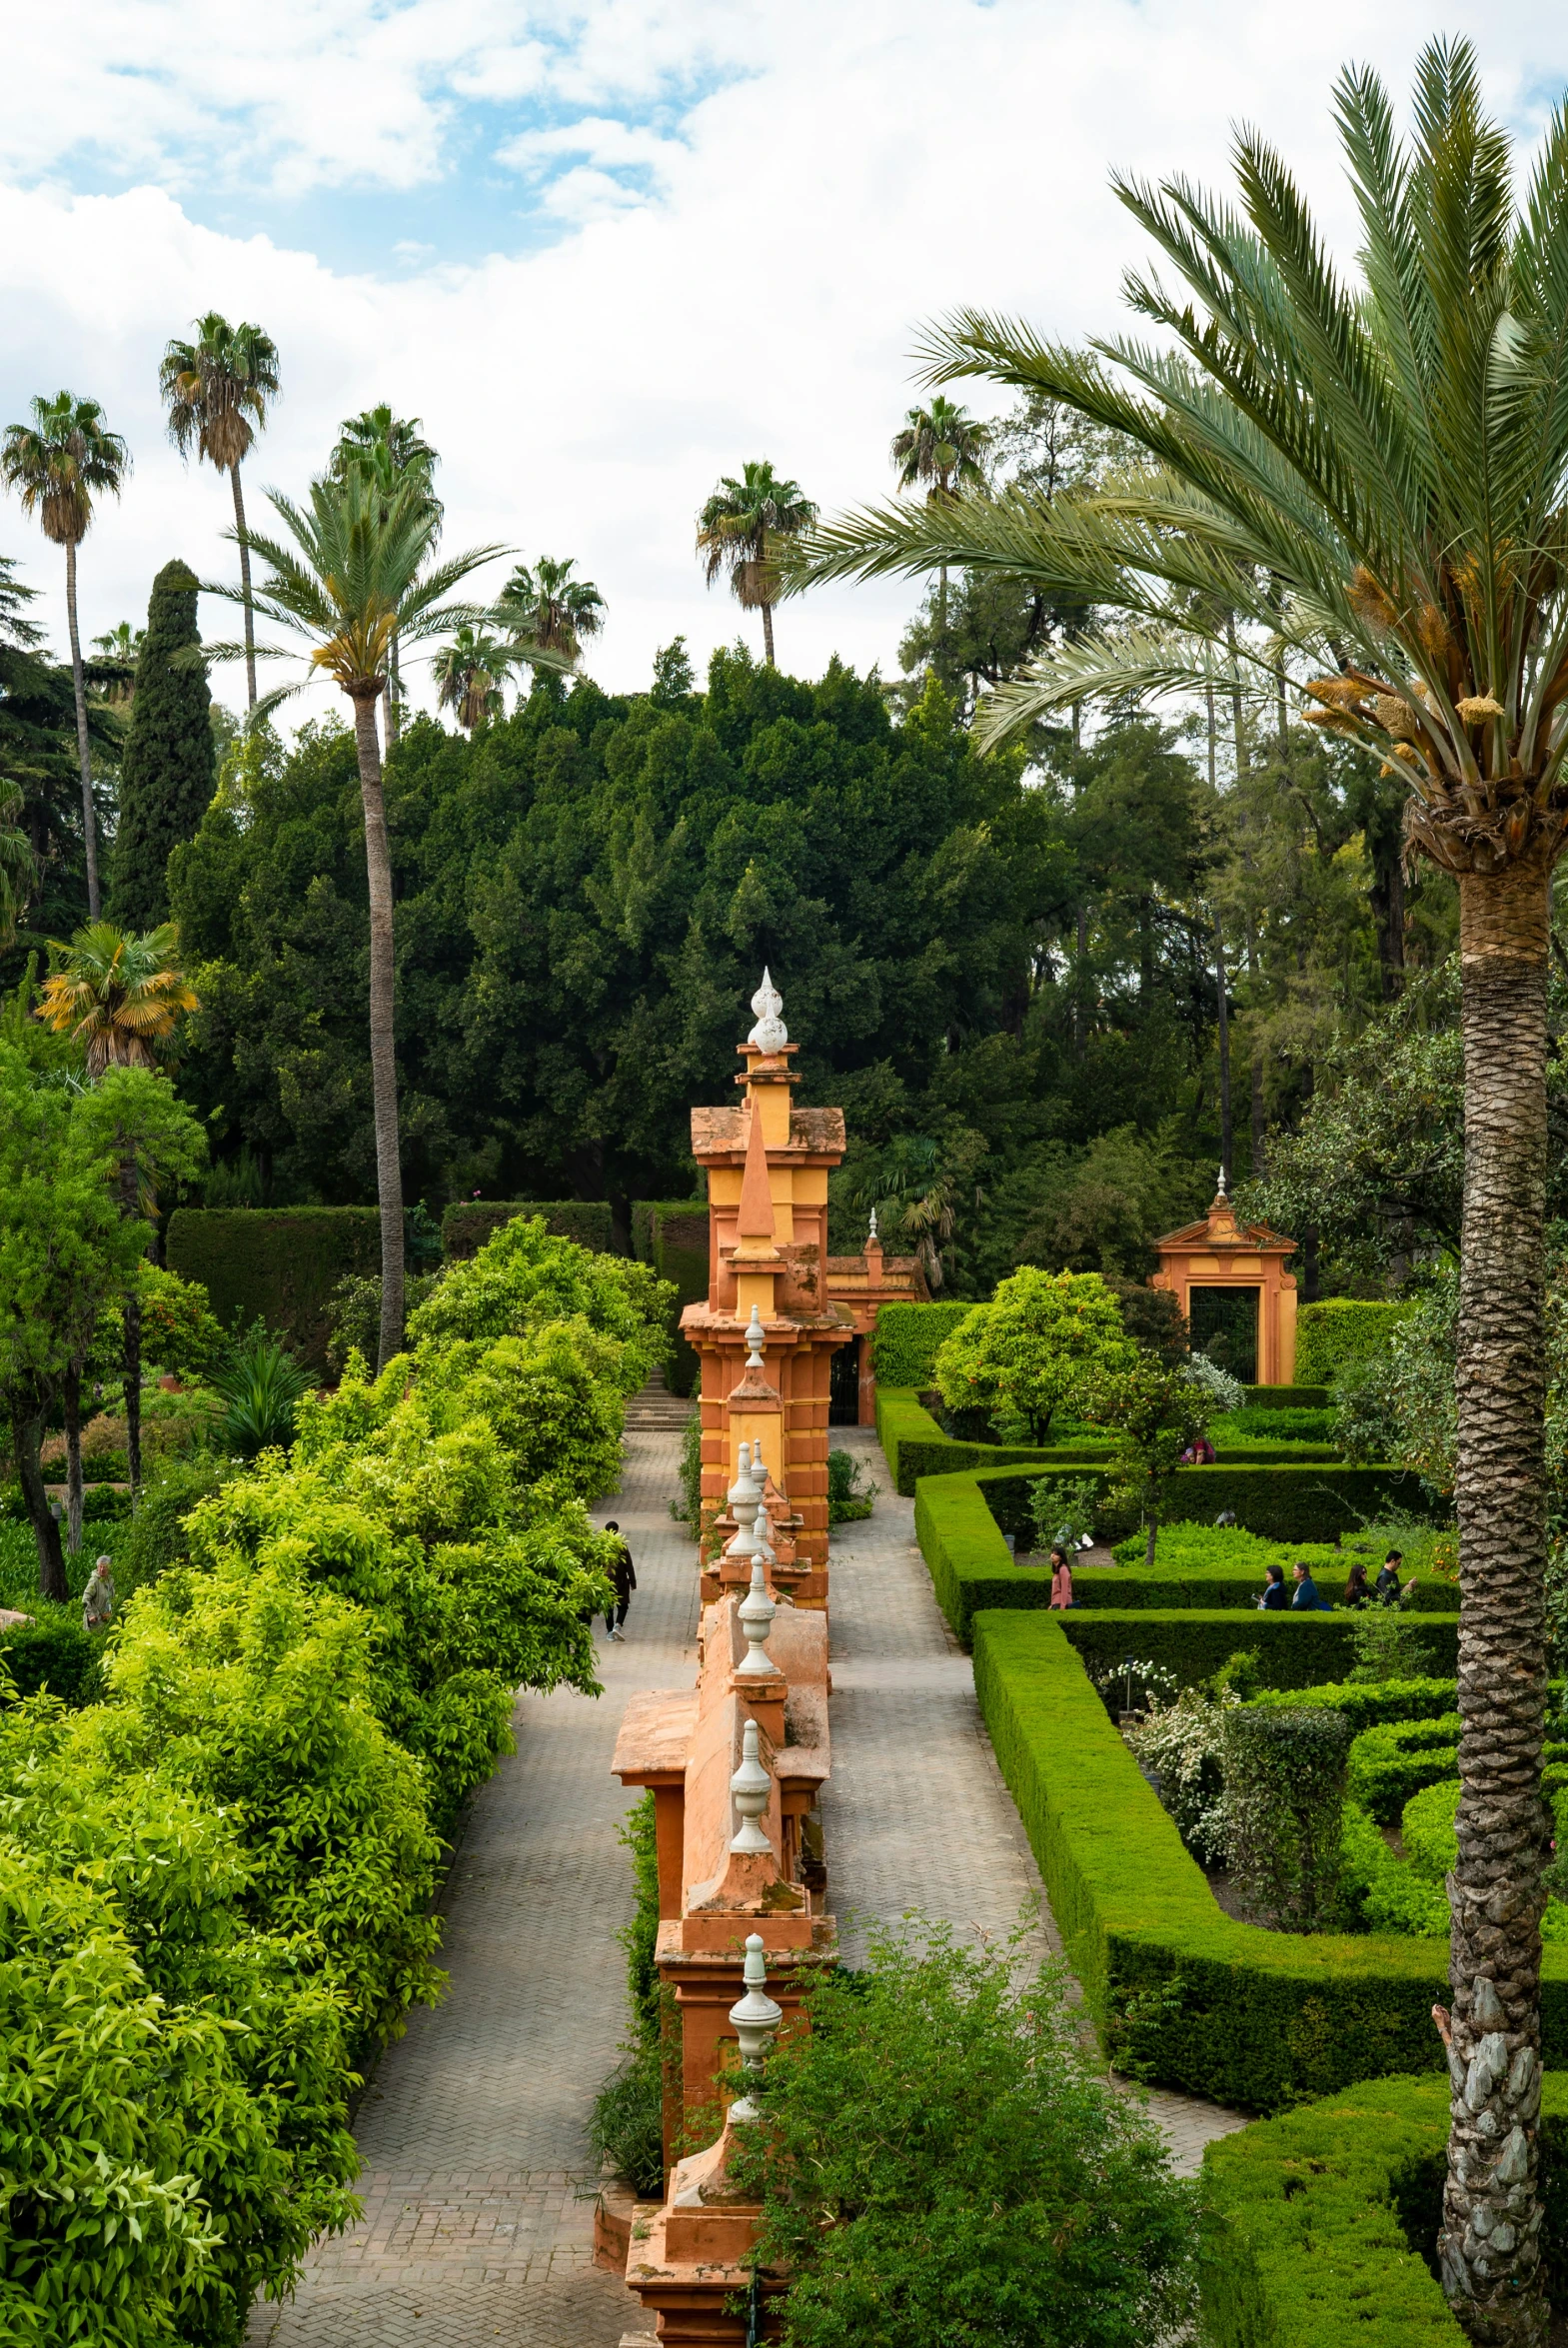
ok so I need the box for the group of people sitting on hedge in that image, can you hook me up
[1256,1549,1408,1612]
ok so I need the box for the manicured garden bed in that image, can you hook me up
[969,1609,1568,2111]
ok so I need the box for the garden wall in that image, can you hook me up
[970,1610,1568,2110]
[632,1199,708,1398]
[442,1199,617,1258]
[1295,1297,1413,1383]
[868,1299,972,1389]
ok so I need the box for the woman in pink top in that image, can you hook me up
[1048,1543,1074,1609]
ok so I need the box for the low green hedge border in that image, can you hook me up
[967,1609,1568,2112]
[914,1464,1456,1646]
[1200,2072,1568,2346]
[875,1388,1344,1496]
[1245,1384,1330,1407]
[1058,1608,1458,1691]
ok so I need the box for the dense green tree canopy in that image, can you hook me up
[110,560,215,930]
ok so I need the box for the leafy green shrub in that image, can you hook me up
[1223,1705,1353,1926]
[672,1410,702,1528]
[167,1205,383,1376]
[212,1324,313,1457]
[1123,1686,1234,1861]
[591,1792,666,2197]
[869,1300,973,1390]
[117,1453,237,1588]
[1295,1298,1414,1384]
[1346,1602,1449,1682]
[441,1198,617,1260]
[410,1211,671,1398]
[934,1267,1136,1442]
[1028,1473,1101,1551]
[826,1448,876,1524]
[325,1269,443,1373]
[735,1920,1198,2348]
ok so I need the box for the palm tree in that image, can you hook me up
[330,407,442,745]
[496,556,606,666]
[697,461,817,667]
[90,619,145,706]
[37,920,198,1077]
[0,394,131,920]
[202,468,505,1368]
[434,626,510,732]
[38,921,199,1503]
[159,316,280,714]
[800,42,1568,2334]
[890,396,990,642]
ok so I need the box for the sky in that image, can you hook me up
[4,0,1568,728]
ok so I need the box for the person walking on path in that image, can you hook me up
[1290,1560,1325,1610]
[82,1554,116,1633]
[602,1519,636,1641]
[1375,1549,1404,1605]
[1257,1562,1289,1610]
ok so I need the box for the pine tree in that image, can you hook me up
[111,561,216,930]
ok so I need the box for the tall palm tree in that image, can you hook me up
[330,407,442,745]
[37,920,198,1077]
[203,469,505,1368]
[159,316,280,714]
[38,921,199,1502]
[697,461,817,667]
[496,555,606,666]
[0,394,131,920]
[433,625,510,732]
[90,619,145,707]
[890,395,990,641]
[799,43,1568,2335]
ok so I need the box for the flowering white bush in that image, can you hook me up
[1122,1684,1236,1864]
[1183,1352,1245,1416]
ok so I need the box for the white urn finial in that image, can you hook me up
[1217,1163,1229,1197]
[729,1716,773,1852]
[747,967,788,1054]
[727,1932,783,2120]
[867,1204,878,1242]
[745,1303,767,1365]
[736,1553,778,1673]
[727,1440,755,1512]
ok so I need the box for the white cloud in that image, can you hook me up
[3,1,1568,725]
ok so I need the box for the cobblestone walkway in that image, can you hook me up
[246,1430,696,2348]
[822,1424,1247,2175]
[249,1416,1243,2346]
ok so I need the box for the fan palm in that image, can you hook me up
[331,407,442,743]
[890,395,991,643]
[697,461,817,666]
[801,42,1568,2335]
[202,468,505,1368]
[0,393,131,920]
[160,316,279,713]
[496,555,606,666]
[37,921,198,1079]
[434,626,510,732]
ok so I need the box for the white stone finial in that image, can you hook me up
[727,1932,783,2119]
[736,1553,778,1674]
[867,1204,878,1242]
[1217,1164,1229,1197]
[745,1304,767,1366]
[746,1441,768,1501]
[727,1440,755,1512]
[729,1716,773,1852]
[751,1501,777,1571]
[747,967,788,1054]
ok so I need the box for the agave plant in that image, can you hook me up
[212,1325,311,1458]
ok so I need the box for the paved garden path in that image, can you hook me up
[249,1414,1244,2347]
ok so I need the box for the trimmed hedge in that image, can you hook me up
[869,1300,973,1389]
[1348,1715,1462,1821]
[441,1199,616,1260]
[1059,1608,1458,1691]
[1295,1298,1413,1384]
[969,1609,1566,2111]
[168,1205,382,1374]
[875,1388,1113,1495]
[1200,2073,1568,2346]
[1243,1384,1330,1407]
[913,1465,1455,1645]
[1249,1675,1465,1730]
[632,1199,708,1398]
[0,1615,102,1705]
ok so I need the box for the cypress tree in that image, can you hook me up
[111,560,215,930]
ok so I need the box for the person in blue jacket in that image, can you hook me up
[1290,1559,1326,1609]
[1258,1563,1289,1610]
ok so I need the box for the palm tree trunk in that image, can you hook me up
[1214,910,1232,1180]
[1438,860,1551,2346]
[387,636,402,748]
[64,538,100,919]
[64,1361,84,1555]
[761,602,777,668]
[1246,916,1267,1175]
[13,1403,66,1602]
[351,687,406,1369]
[231,462,258,713]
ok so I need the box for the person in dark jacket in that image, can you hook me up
[1375,1549,1404,1605]
[1344,1561,1372,1610]
[1258,1563,1289,1610]
[603,1520,637,1641]
[1290,1560,1324,1609]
